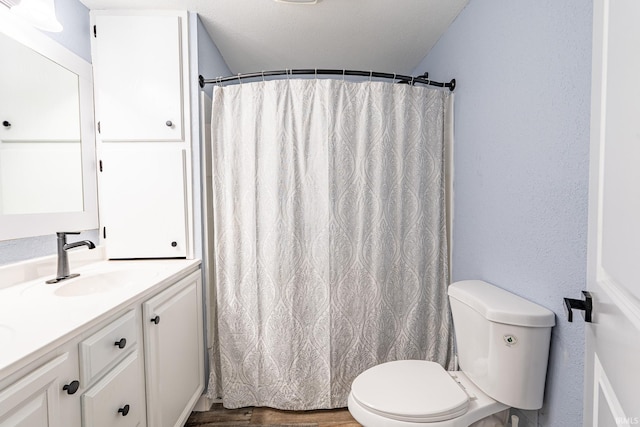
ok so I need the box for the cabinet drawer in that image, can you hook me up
[81,351,144,427]
[79,310,138,385]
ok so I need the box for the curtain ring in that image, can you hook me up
[393,73,397,82]
[237,73,242,85]
[261,70,265,82]
[410,76,415,86]
[343,69,346,82]
[286,68,290,80]
[315,68,318,80]
[369,70,373,82]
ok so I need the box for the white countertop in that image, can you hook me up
[0,257,200,377]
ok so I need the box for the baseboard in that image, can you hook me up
[192,395,222,412]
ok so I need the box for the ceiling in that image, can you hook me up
[79,0,469,76]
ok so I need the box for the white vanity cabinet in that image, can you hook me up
[0,352,81,427]
[0,262,203,427]
[143,270,204,427]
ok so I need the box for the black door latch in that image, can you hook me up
[564,291,593,323]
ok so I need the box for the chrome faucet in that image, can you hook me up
[46,232,96,284]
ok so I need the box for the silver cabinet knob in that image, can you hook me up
[166,120,173,127]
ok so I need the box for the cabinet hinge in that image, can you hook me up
[93,25,97,38]
[99,159,103,172]
[97,121,101,133]
[103,227,107,239]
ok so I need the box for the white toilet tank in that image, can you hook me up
[448,280,555,410]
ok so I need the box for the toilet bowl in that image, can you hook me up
[347,360,508,427]
[347,280,555,427]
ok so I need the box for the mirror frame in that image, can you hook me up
[0,7,98,241]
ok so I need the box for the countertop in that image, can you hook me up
[0,257,200,377]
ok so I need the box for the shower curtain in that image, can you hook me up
[208,78,454,410]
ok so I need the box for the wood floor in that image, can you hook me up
[185,403,362,427]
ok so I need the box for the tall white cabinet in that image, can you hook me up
[91,10,193,259]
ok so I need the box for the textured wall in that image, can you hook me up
[197,16,231,98]
[412,0,592,425]
[0,0,94,266]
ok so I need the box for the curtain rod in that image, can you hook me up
[199,69,456,91]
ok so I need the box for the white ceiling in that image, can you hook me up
[79,0,469,76]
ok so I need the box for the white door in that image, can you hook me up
[585,0,640,425]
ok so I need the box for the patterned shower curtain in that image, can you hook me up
[207,78,454,410]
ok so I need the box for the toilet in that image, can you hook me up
[348,280,555,427]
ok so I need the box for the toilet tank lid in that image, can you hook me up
[448,280,555,327]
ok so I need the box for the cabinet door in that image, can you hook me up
[92,14,185,142]
[81,351,145,427]
[143,271,204,427]
[0,353,79,427]
[99,147,188,258]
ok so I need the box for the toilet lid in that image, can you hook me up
[351,360,470,422]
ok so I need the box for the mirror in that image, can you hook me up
[0,31,83,215]
[0,7,98,240]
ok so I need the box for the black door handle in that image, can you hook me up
[114,338,127,349]
[564,291,593,322]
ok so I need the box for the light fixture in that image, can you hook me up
[274,0,319,4]
[10,0,63,32]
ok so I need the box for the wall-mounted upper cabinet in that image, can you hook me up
[91,12,189,142]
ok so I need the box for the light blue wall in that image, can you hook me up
[43,0,90,62]
[196,16,231,97]
[0,0,95,267]
[413,1,592,426]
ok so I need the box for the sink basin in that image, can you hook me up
[53,269,158,297]
[17,263,162,298]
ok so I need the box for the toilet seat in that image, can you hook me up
[350,360,470,422]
